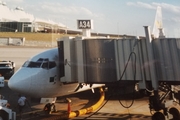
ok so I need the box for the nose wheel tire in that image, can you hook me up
[152,112,165,120]
[169,107,180,120]
[44,103,56,114]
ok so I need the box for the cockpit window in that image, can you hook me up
[22,61,42,68]
[22,58,56,69]
[49,62,56,69]
[37,58,43,62]
[42,62,48,69]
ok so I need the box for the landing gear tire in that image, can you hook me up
[0,110,8,120]
[44,103,56,115]
[50,104,56,113]
[152,112,165,120]
[169,107,180,120]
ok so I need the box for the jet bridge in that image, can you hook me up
[58,37,138,83]
[57,33,180,85]
[57,26,180,119]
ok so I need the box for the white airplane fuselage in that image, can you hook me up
[8,48,81,98]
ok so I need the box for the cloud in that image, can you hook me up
[127,2,180,14]
[5,0,23,3]
[4,0,24,9]
[127,2,156,9]
[126,1,180,37]
[24,1,105,29]
[39,2,99,18]
[127,2,180,24]
[152,2,180,14]
[171,17,180,23]
[152,3,180,24]
[30,1,105,28]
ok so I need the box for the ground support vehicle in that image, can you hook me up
[0,61,15,79]
[0,77,4,88]
[0,98,16,120]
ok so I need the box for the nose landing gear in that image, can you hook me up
[43,103,56,115]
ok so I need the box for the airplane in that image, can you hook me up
[8,48,104,99]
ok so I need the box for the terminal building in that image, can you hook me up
[0,1,67,33]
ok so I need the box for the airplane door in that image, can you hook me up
[43,61,59,96]
[41,61,57,85]
[48,68,57,85]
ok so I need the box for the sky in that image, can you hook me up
[3,0,180,37]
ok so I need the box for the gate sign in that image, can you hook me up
[77,20,93,29]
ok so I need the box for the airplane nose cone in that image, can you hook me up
[8,68,31,94]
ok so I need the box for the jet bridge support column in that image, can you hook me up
[144,26,158,91]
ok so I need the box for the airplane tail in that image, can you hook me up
[152,6,165,38]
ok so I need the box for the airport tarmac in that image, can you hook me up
[0,46,152,120]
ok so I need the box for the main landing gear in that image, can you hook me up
[149,83,180,120]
